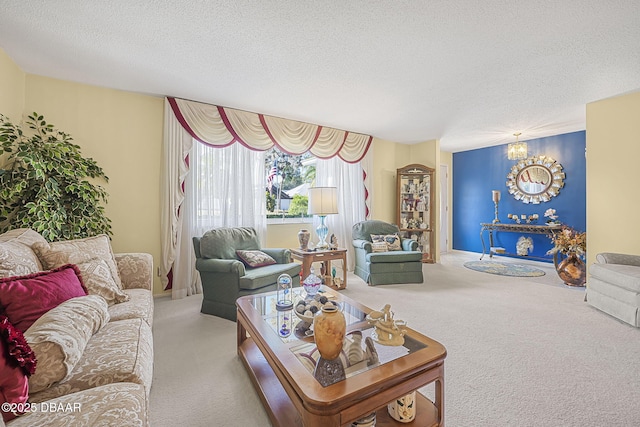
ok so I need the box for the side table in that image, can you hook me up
[290,248,347,290]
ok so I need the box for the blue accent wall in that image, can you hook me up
[452,131,586,261]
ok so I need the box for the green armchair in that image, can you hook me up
[193,227,301,321]
[352,220,424,286]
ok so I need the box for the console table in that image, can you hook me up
[480,222,562,260]
[290,248,347,290]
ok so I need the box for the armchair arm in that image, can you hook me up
[195,258,246,276]
[402,238,419,251]
[261,248,292,264]
[115,253,153,290]
[352,239,372,253]
[596,252,640,267]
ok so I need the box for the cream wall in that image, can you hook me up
[265,222,310,248]
[370,138,411,222]
[16,72,165,294]
[0,49,25,122]
[586,91,640,267]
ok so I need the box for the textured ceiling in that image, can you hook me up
[2,1,640,152]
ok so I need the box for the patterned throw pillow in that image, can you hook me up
[33,235,129,305]
[236,250,277,268]
[370,233,402,251]
[371,242,388,253]
[0,228,48,278]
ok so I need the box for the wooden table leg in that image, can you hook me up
[342,253,347,289]
[435,372,445,427]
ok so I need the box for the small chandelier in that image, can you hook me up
[507,132,527,160]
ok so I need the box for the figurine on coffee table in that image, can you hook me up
[366,304,406,346]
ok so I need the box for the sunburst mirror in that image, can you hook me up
[506,155,565,204]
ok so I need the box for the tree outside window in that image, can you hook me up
[265,148,315,218]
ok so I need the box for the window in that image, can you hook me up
[265,148,315,221]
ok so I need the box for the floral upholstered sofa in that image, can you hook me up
[0,228,154,426]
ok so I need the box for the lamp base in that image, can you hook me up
[315,215,329,250]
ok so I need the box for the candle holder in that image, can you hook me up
[492,190,501,223]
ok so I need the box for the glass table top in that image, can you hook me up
[249,287,428,383]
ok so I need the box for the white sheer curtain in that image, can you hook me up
[315,149,372,272]
[172,141,266,298]
[188,141,267,240]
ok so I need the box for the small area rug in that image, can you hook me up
[463,260,546,277]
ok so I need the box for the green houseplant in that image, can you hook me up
[0,113,111,241]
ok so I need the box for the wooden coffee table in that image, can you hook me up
[236,287,446,426]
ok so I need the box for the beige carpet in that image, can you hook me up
[150,251,640,426]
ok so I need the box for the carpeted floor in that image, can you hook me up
[150,251,640,427]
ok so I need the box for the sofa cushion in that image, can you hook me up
[25,295,110,394]
[0,265,88,332]
[236,250,277,268]
[0,229,48,279]
[33,235,129,305]
[7,382,148,427]
[29,318,153,403]
[366,251,423,264]
[590,263,640,294]
[200,227,261,259]
[0,316,36,422]
[239,262,301,291]
[0,243,41,279]
[108,289,154,327]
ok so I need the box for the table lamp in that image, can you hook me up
[308,187,338,250]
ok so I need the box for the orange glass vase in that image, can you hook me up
[313,305,346,360]
[556,253,586,287]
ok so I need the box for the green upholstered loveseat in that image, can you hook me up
[193,227,301,321]
[352,220,424,286]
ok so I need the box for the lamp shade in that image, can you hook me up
[308,187,338,215]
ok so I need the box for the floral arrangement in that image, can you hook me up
[546,226,586,256]
[544,208,559,224]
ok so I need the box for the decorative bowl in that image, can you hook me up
[294,298,340,324]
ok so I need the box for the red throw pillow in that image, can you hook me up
[0,264,88,332]
[0,315,36,422]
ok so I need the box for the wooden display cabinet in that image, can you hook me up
[397,164,435,263]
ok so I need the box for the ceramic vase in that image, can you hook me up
[313,305,346,360]
[556,253,586,287]
[298,229,310,250]
[387,391,417,423]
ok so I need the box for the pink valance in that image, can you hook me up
[168,97,372,163]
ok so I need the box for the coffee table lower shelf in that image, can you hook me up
[239,338,439,427]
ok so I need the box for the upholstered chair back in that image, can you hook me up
[199,227,261,259]
[352,220,400,242]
